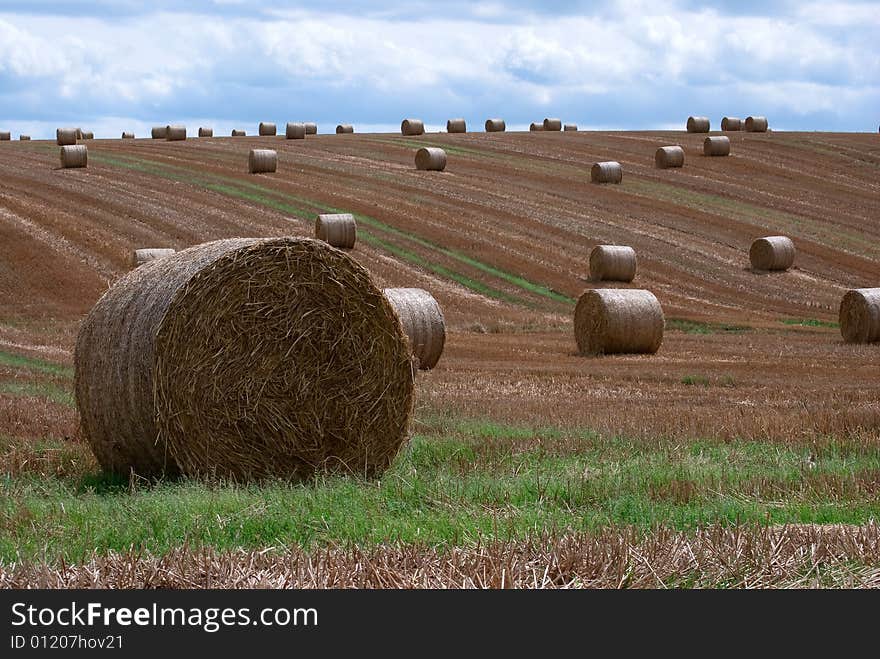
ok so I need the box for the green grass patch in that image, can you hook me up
[681,375,711,387]
[0,381,74,407]
[0,350,72,378]
[666,318,750,335]
[781,318,839,329]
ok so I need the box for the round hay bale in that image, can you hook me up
[81,131,94,140]
[304,122,318,135]
[19,135,30,141]
[447,118,466,133]
[589,245,637,282]
[231,129,246,137]
[75,128,84,140]
[74,237,415,480]
[248,149,277,174]
[721,117,743,131]
[543,118,562,131]
[336,124,354,134]
[415,147,446,171]
[315,213,357,249]
[259,122,277,136]
[165,125,186,141]
[56,128,77,146]
[383,288,445,370]
[121,132,135,139]
[749,236,795,271]
[574,289,664,356]
[286,122,305,139]
[151,126,167,139]
[655,145,685,168]
[745,116,768,132]
[132,248,176,268]
[60,145,87,169]
[839,288,880,344]
[687,116,710,133]
[199,127,213,138]
[401,119,425,136]
[485,118,506,132]
[703,136,730,156]
[0,131,10,141]
[564,124,578,131]
[529,122,544,132]
[591,161,622,184]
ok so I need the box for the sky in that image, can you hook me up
[0,0,877,138]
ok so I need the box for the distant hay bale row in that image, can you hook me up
[60,145,87,169]
[248,149,277,174]
[74,237,415,480]
[401,119,425,136]
[485,118,506,132]
[81,131,94,140]
[259,122,276,136]
[721,117,743,131]
[704,136,730,156]
[529,122,543,132]
[132,248,175,267]
[750,236,795,271]
[0,131,9,141]
[575,289,664,356]
[746,116,768,132]
[151,126,167,139]
[232,129,246,137]
[315,213,357,249]
[839,288,880,344]
[336,124,354,134]
[655,145,685,168]
[564,124,578,131]
[687,116,710,133]
[590,245,637,282]
[415,147,446,171]
[543,118,562,131]
[121,132,135,139]
[286,123,305,139]
[591,161,622,184]
[447,118,466,133]
[166,125,186,141]
[383,287,446,370]
[199,127,213,137]
[57,128,77,145]
[305,123,317,135]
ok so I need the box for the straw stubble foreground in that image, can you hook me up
[574,289,664,356]
[75,237,415,481]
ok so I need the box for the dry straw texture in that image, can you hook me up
[721,117,743,131]
[0,131,9,141]
[574,289,664,356]
[258,122,277,136]
[749,236,795,271]
[60,145,88,169]
[543,118,562,131]
[165,125,186,141]
[839,288,880,344]
[151,126,167,139]
[529,122,544,131]
[315,213,357,249]
[447,118,466,133]
[415,147,447,171]
[198,127,213,137]
[74,237,415,480]
[121,132,135,139]
[591,161,623,184]
[485,118,506,132]
[305,123,318,135]
[746,116,769,132]
[248,149,277,174]
[564,124,578,131]
[687,116,710,132]
[286,123,305,139]
[56,128,77,146]
[703,136,731,156]
[336,124,354,134]
[401,119,425,136]
[231,129,246,137]
[589,245,637,282]
[132,248,176,268]
[655,145,685,168]
[19,135,30,141]
[383,288,446,370]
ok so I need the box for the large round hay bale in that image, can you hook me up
[315,213,357,249]
[248,149,277,174]
[574,289,664,356]
[591,161,622,184]
[132,248,176,268]
[75,128,83,140]
[80,131,94,140]
[655,145,685,168]
[749,236,795,271]
[231,129,246,137]
[564,124,578,131]
[74,237,415,480]
[415,147,446,171]
[199,127,213,138]
[259,122,277,136]
[485,118,506,132]
[589,245,637,282]
[304,122,318,135]
[703,136,730,156]
[166,125,186,141]
[0,131,10,141]
[687,116,710,132]
[447,118,466,133]
[529,122,544,132]
[336,124,354,134]
[721,116,743,131]
[151,126,167,139]
[19,135,30,141]
[401,119,425,136]
[543,118,562,131]
[286,122,305,139]
[121,132,135,139]
[745,116,768,132]
[383,288,445,370]
[839,288,880,344]
[56,128,77,146]
[60,145,87,169]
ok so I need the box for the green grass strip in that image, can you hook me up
[0,351,72,378]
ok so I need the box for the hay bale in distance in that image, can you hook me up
[0,131,10,141]
[121,132,135,139]
[259,122,277,136]
[749,236,795,271]
[60,145,88,169]
[19,135,30,141]
[132,248,176,267]
[198,127,213,138]
[383,288,446,370]
[56,128,77,145]
[655,145,685,168]
[529,122,544,131]
[703,136,730,156]
[286,123,305,139]
[315,213,357,250]
[401,119,425,136]
[75,128,83,140]
[745,116,769,132]
[564,124,578,131]
[415,147,447,171]
[839,288,880,344]
[721,117,743,131]
[248,149,277,174]
[336,124,354,134]
[591,161,623,184]
[687,116,710,133]
[304,122,318,135]
[589,245,637,282]
[485,118,506,132]
[151,126,167,139]
[74,237,415,480]
[80,131,94,140]
[574,289,664,356]
[231,129,246,137]
[447,118,466,133]
[166,125,186,141]
[543,118,562,131]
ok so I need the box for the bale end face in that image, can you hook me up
[60,145,88,169]
[749,236,795,271]
[589,245,637,282]
[248,149,277,174]
[315,213,357,249]
[591,161,622,184]
[574,289,664,356]
[383,288,446,370]
[415,147,447,171]
[839,288,880,344]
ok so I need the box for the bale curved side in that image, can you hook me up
[231,129,246,137]
[655,146,685,168]
[56,128,77,146]
[721,117,743,131]
[248,149,277,174]
[151,126,167,139]
[198,127,213,137]
[687,116,710,132]
[258,122,277,136]
[383,288,446,370]
[543,118,562,131]
[166,125,186,141]
[839,289,880,344]
[336,124,354,134]
[749,236,795,271]
[529,122,544,132]
[132,248,176,268]
[591,161,622,184]
[415,147,447,171]
[447,119,466,133]
[401,119,425,136]
[574,289,664,356]
[745,116,769,132]
[589,245,637,282]
[286,123,305,139]
[60,145,87,169]
[703,136,730,156]
[563,124,578,131]
[304,123,318,135]
[485,119,506,132]
[315,213,357,249]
